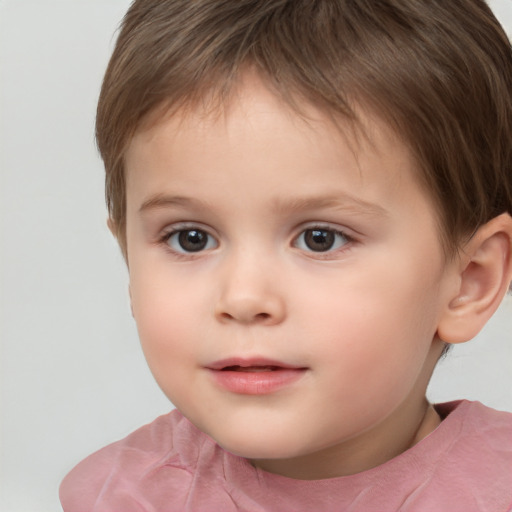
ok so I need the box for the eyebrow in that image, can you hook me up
[271,195,388,218]
[139,193,388,218]
[139,195,209,213]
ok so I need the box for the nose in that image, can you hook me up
[214,251,286,326]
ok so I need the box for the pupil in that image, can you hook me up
[179,230,207,252]
[305,229,334,252]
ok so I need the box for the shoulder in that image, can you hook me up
[438,399,512,443]
[59,409,215,511]
[426,400,512,511]
[454,400,512,471]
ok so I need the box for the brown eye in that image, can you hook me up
[304,229,335,251]
[167,229,217,253]
[294,227,349,253]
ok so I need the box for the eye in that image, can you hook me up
[294,227,350,253]
[166,228,218,253]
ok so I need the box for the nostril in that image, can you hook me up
[217,311,272,323]
[215,295,286,325]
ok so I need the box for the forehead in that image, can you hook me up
[130,71,401,155]
[124,74,431,222]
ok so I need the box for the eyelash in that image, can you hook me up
[157,224,355,258]
[292,225,354,258]
[159,224,218,257]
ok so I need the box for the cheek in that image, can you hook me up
[130,284,205,410]
[129,271,203,369]
[299,265,441,393]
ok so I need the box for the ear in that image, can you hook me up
[107,218,129,264]
[107,217,117,236]
[108,218,131,309]
[437,213,512,344]
[128,284,135,318]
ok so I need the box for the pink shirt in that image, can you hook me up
[60,401,512,511]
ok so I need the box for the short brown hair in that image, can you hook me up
[97,0,512,257]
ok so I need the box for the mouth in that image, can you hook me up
[206,358,308,395]
[207,357,306,371]
[220,365,289,373]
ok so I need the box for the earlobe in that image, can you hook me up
[437,213,512,344]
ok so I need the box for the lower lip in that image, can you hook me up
[208,368,306,395]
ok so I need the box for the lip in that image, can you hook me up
[205,357,308,395]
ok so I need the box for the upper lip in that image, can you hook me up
[206,357,307,371]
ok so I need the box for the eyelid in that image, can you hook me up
[159,221,217,237]
[293,222,356,239]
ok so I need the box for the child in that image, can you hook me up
[60,0,512,510]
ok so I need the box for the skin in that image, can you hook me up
[122,75,464,480]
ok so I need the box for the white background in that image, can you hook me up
[1,1,511,510]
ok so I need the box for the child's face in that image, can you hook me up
[124,76,456,478]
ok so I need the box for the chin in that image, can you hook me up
[206,423,309,461]
[180,403,316,460]
[219,439,295,460]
